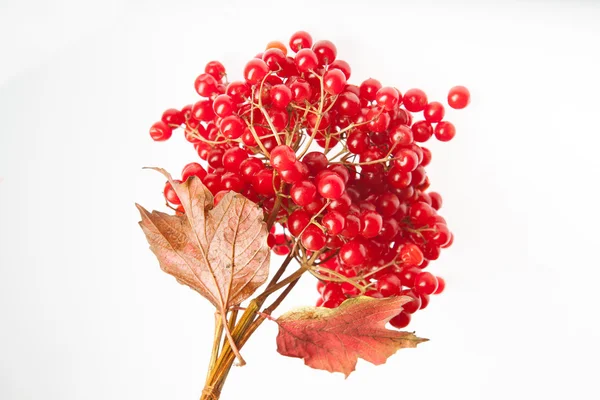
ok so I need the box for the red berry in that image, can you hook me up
[220,116,245,139]
[448,85,470,109]
[393,148,419,172]
[329,59,351,79]
[182,162,207,182]
[412,120,433,142]
[322,211,345,235]
[244,59,269,85]
[423,101,445,123]
[403,89,428,112]
[414,272,438,295]
[270,84,292,109]
[390,312,411,329]
[312,40,337,65]
[213,94,235,117]
[376,273,402,297]
[289,31,313,52]
[279,161,309,184]
[400,290,422,314]
[302,152,328,175]
[194,73,218,97]
[323,69,347,95]
[226,81,250,102]
[376,87,400,111]
[435,121,456,142]
[150,121,173,141]
[359,78,382,101]
[400,243,424,266]
[288,209,311,236]
[389,125,414,146]
[376,193,400,217]
[339,239,367,267]
[317,173,345,199]
[270,145,297,170]
[205,61,226,80]
[221,172,244,192]
[161,109,184,126]
[294,49,319,72]
[222,147,248,173]
[252,169,277,196]
[434,276,445,294]
[192,100,215,121]
[360,211,383,238]
[239,158,264,182]
[290,180,317,207]
[164,181,182,205]
[301,225,326,251]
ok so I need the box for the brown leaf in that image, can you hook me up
[136,168,270,313]
[276,296,428,377]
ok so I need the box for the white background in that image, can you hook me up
[1,0,599,399]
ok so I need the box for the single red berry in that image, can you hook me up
[376,273,402,297]
[409,201,434,226]
[191,100,215,121]
[164,181,182,205]
[150,121,172,141]
[289,79,312,102]
[339,239,367,267]
[448,85,470,109]
[329,59,351,79]
[323,69,347,95]
[435,121,456,142]
[347,130,369,154]
[423,101,445,123]
[387,167,412,189]
[239,158,264,182]
[434,276,445,294]
[400,290,422,314]
[220,116,245,139]
[222,147,248,173]
[194,73,218,97]
[252,169,277,196]
[336,91,360,116]
[301,225,326,251]
[360,211,383,238]
[411,120,433,142]
[376,193,400,217]
[400,243,424,266]
[393,148,419,172]
[376,87,400,111]
[290,180,317,207]
[322,211,345,235]
[287,209,311,236]
[289,31,313,52]
[181,162,207,182]
[414,272,438,295]
[226,81,250,102]
[161,108,184,126]
[429,192,443,210]
[403,89,428,112]
[312,40,337,65]
[359,78,382,101]
[270,145,297,170]
[244,59,269,85]
[390,312,411,329]
[317,173,345,199]
[302,152,328,175]
[389,125,414,146]
[279,161,309,184]
[262,48,286,71]
[270,84,292,109]
[221,172,244,192]
[294,49,319,72]
[212,94,235,117]
[204,61,226,80]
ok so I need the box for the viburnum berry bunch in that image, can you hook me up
[139,31,469,400]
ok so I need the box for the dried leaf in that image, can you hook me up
[276,296,427,377]
[136,168,270,313]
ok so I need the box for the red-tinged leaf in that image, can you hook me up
[276,296,428,377]
[136,168,270,313]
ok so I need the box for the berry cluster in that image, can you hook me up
[149,31,469,329]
